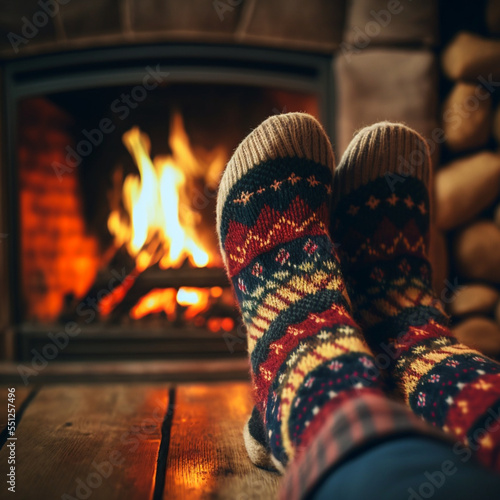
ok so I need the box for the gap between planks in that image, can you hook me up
[0,384,171,499]
[163,382,280,500]
[0,383,280,500]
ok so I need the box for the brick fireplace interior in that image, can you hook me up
[13,64,322,363]
[1,0,500,383]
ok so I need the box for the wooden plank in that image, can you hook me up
[0,359,249,384]
[0,384,169,499]
[164,382,280,500]
[0,386,34,431]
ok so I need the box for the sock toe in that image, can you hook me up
[216,112,335,273]
[216,113,334,240]
[334,121,431,201]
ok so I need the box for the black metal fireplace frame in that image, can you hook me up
[2,43,335,363]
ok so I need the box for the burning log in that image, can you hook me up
[134,266,229,290]
[84,245,135,296]
[97,264,230,324]
[64,116,232,327]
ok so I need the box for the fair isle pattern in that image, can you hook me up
[238,239,348,353]
[223,176,331,277]
[332,176,431,270]
[232,172,332,205]
[273,339,374,458]
[216,113,391,470]
[219,155,383,467]
[352,260,446,329]
[333,121,500,472]
[216,112,335,269]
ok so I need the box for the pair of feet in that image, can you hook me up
[216,114,500,476]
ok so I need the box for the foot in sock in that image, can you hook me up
[216,113,408,471]
[332,121,500,470]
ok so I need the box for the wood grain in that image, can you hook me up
[164,382,280,500]
[0,358,249,384]
[0,384,169,500]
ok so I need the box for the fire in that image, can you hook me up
[130,288,177,321]
[130,286,229,325]
[108,112,225,270]
[176,287,210,319]
[107,113,228,320]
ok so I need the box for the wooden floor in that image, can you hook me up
[0,383,280,499]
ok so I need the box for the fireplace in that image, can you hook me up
[2,44,332,367]
[2,1,463,382]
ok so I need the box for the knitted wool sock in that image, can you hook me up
[333,121,500,470]
[216,113,429,474]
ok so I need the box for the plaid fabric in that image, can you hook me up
[279,392,448,500]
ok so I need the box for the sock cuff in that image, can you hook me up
[334,121,431,200]
[216,112,335,237]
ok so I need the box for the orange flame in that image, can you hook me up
[130,288,177,321]
[108,112,225,271]
[107,113,228,319]
[176,287,210,319]
[130,286,230,326]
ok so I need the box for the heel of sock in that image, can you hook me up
[243,407,279,472]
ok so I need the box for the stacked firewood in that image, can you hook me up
[436,13,500,356]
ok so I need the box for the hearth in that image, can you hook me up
[2,44,333,363]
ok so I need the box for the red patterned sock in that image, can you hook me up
[217,114,438,489]
[333,121,500,470]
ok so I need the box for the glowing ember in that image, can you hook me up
[130,288,177,321]
[176,287,204,306]
[207,317,235,333]
[129,286,233,329]
[176,287,210,319]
